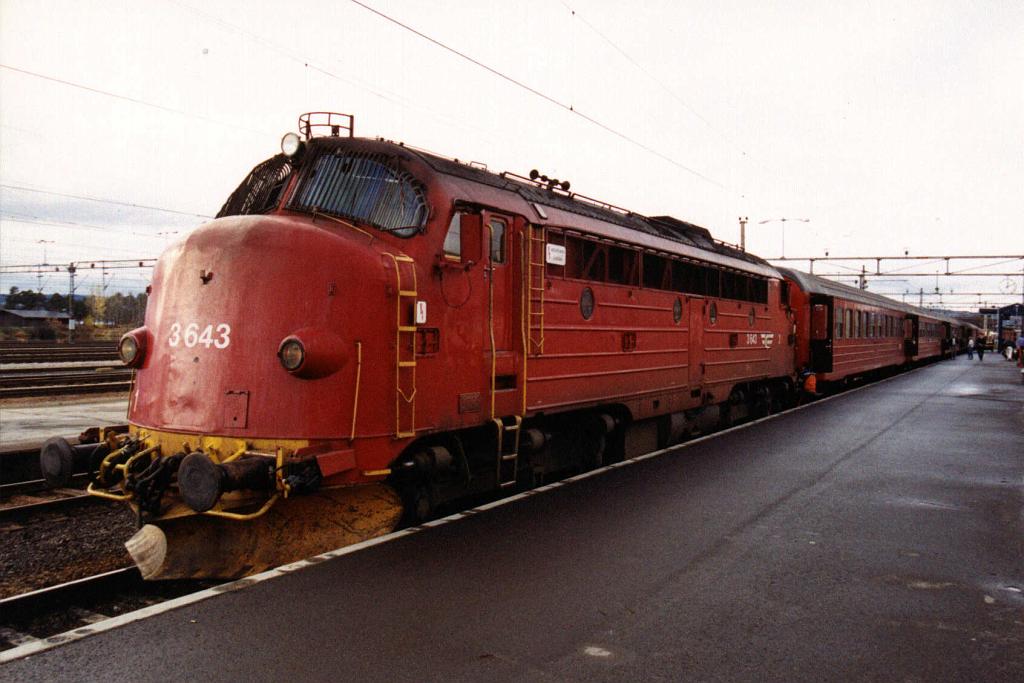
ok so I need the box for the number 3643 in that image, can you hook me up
[167,322,231,349]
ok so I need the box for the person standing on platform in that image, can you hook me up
[967,337,975,360]
[976,337,985,361]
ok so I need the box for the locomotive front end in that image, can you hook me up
[80,212,408,579]
[52,117,439,579]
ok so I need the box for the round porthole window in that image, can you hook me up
[580,287,595,320]
[748,307,756,327]
[673,298,683,324]
[709,301,718,325]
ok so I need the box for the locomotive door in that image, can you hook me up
[689,298,704,391]
[482,211,518,417]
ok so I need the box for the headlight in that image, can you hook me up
[277,329,347,379]
[278,339,305,371]
[281,132,303,157]
[119,327,148,368]
[119,336,138,364]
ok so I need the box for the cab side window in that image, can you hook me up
[443,212,463,259]
[489,218,506,264]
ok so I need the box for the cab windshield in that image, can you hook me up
[288,148,429,237]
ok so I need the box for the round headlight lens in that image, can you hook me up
[119,336,139,365]
[281,132,302,157]
[279,339,305,371]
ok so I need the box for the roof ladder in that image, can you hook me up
[526,224,546,355]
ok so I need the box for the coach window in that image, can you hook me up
[608,245,639,286]
[846,308,853,339]
[836,306,845,338]
[643,253,669,289]
[751,277,768,304]
[704,267,721,298]
[565,237,608,282]
[722,271,737,300]
[673,261,702,295]
[489,218,506,264]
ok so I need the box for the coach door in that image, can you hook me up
[904,315,919,356]
[482,211,519,417]
[941,322,952,356]
[810,296,833,372]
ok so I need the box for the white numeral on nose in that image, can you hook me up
[168,322,231,349]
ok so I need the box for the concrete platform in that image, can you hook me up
[0,397,128,449]
[2,357,1021,681]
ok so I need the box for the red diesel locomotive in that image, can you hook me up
[40,113,955,579]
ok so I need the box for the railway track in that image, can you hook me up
[0,568,218,652]
[0,371,132,399]
[0,341,119,365]
[0,340,128,397]
[0,351,120,364]
[0,441,102,521]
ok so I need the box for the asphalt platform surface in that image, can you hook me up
[2,357,1022,682]
[0,396,128,448]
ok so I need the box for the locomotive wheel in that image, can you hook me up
[718,402,733,430]
[403,482,436,525]
[570,417,607,471]
[751,387,772,419]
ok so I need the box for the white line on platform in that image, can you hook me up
[0,364,931,664]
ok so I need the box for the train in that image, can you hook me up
[39,113,972,580]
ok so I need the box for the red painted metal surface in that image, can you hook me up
[130,133,953,493]
[781,266,956,383]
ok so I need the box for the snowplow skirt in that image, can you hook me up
[125,484,403,580]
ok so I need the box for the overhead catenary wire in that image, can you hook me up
[559,0,765,173]
[346,0,724,189]
[166,0,488,137]
[0,63,275,139]
[2,213,188,238]
[0,183,212,219]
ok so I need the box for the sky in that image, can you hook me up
[1,0,1022,309]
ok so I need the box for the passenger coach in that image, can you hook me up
[779,267,952,386]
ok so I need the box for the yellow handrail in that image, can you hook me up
[383,252,417,437]
[488,222,497,419]
[350,341,363,440]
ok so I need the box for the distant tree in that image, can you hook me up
[101,292,146,326]
[6,288,45,309]
[71,297,88,320]
[86,292,108,324]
